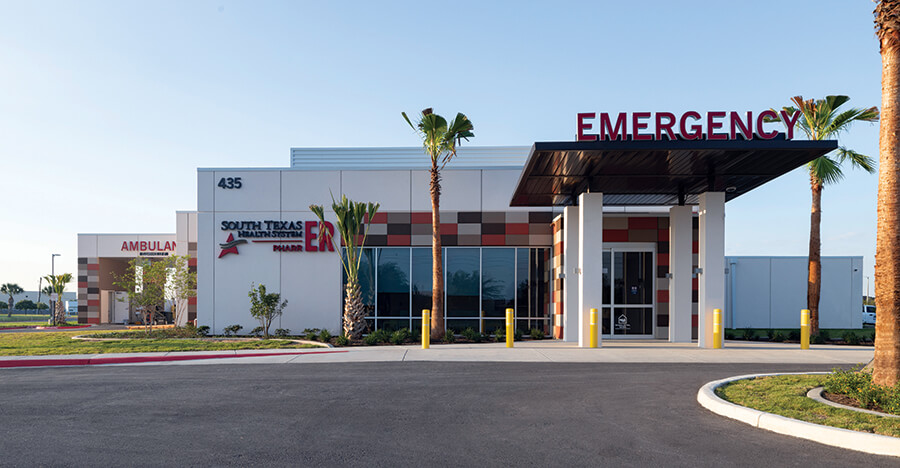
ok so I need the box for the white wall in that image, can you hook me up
[725,256,863,329]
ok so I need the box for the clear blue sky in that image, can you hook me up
[0,0,884,296]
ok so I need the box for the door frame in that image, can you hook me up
[602,242,657,339]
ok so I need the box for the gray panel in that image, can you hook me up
[769,258,808,329]
[729,258,771,328]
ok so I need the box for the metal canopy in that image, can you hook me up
[510,137,838,206]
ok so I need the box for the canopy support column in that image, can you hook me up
[563,205,580,342]
[668,205,693,343]
[578,192,603,348]
[698,192,725,348]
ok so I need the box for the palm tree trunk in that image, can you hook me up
[430,165,445,340]
[807,180,823,337]
[344,279,365,339]
[875,33,900,387]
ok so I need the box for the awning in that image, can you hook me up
[510,137,838,206]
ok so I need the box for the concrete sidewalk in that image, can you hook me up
[0,340,874,368]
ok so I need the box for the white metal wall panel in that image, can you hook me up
[213,171,281,212]
[481,170,530,211]
[281,171,341,211]
[341,170,411,211]
[411,170,481,211]
[729,258,771,329]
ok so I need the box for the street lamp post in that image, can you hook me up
[51,253,60,324]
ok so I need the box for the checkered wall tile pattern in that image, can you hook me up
[77,257,100,324]
[358,211,556,247]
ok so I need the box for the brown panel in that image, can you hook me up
[628,229,657,242]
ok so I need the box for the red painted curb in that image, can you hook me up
[0,350,348,368]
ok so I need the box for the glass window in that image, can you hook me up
[446,248,480,318]
[481,248,515,318]
[411,248,434,318]
[516,248,529,318]
[377,248,410,317]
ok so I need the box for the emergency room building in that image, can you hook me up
[77,111,841,347]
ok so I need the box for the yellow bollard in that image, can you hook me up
[505,308,514,348]
[800,309,810,350]
[422,309,430,349]
[589,308,598,348]
[713,308,723,349]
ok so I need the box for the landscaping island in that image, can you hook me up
[716,371,900,438]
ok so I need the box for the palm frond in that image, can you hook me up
[808,155,844,185]
[836,147,877,173]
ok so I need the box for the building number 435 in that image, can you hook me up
[218,177,242,189]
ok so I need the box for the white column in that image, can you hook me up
[563,206,580,342]
[578,192,603,348]
[668,205,693,343]
[698,192,725,348]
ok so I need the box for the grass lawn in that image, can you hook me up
[716,374,900,438]
[0,330,323,356]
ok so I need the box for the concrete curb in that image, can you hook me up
[807,386,900,419]
[697,372,900,458]
[0,350,348,368]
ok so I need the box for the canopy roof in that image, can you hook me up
[510,138,838,206]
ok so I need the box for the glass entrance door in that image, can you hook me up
[601,247,655,337]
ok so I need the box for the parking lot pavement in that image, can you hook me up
[0,362,895,467]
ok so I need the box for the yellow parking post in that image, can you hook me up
[422,309,430,349]
[713,308,723,349]
[589,308,599,348]
[505,308,514,348]
[800,309,810,350]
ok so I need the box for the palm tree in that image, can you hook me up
[44,274,73,325]
[310,194,379,339]
[874,0,900,387]
[402,108,474,339]
[772,96,878,337]
[1,283,24,317]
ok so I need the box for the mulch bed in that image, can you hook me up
[822,390,890,414]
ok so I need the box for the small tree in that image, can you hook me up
[1,283,23,317]
[114,255,196,333]
[43,273,73,325]
[310,194,379,339]
[248,283,287,338]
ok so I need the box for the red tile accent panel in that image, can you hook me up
[87,264,99,270]
[603,229,628,242]
[481,234,506,246]
[441,224,458,235]
[387,235,410,246]
[657,289,669,304]
[657,253,669,266]
[411,212,431,224]
[188,297,197,305]
[506,223,529,235]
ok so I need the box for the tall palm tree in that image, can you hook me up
[402,108,474,339]
[874,0,900,387]
[310,194,379,339]
[773,96,878,336]
[44,274,72,325]
[1,283,24,317]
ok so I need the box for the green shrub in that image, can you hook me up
[250,326,264,337]
[825,367,900,414]
[319,329,332,342]
[770,331,786,343]
[812,334,826,344]
[461,327,482,343]
[724,330,735,340]
[493,328,506,342]
[741,328,755,341]
[334,334,349,346]
[842,331,860,346]
[196,325,210,336]
[529,328,545,340]
[390,328,411,345]
[788,329,800,341]
[819,330,830,341]
[514,328,524,341]
[303,328,322,341]
[363,329,390,345]
[443,329,456,344]
[274,328,291,337]
[224,324,243,337]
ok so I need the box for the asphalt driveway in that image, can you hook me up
[0,362,894,467]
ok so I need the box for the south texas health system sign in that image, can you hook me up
[575,110,801,141]
[218,220,335,258]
